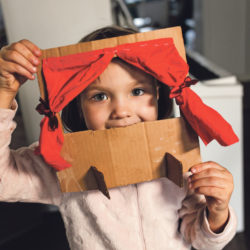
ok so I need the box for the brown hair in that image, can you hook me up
[61,26,172,132]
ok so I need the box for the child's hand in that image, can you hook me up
[0,40,41,108]
[188,161,234,233]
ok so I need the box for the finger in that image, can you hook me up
[2,47,37,74]
[19,39,41,58]
[194,186,228,201]
[190,176,229,190]
[190,161,226,174]
[8,41,40,65]
[189,168,231,183]
[1,40,41,63]
[0,60,35,80]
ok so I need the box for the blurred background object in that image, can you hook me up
[0,6,6,47]
[0,0,249,249]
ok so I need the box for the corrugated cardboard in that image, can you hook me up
[59,118,200,194]
[36,26,201,195]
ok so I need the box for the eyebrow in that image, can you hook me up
[97,79,150,86]
[84,78,155,94]
[85,85,110,92]
[132,80,154,85]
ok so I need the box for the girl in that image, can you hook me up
[0,26,236,250]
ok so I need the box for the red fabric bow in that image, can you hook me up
[36,38,239,170]
[169,76,198,104]
[36,97,58,130]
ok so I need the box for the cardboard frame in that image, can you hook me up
[36,26,201,195]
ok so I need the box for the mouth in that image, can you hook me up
[108,124,134,128]
[106,118,141,129]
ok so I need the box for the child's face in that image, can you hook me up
[80,59,159,130]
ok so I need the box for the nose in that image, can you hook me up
[110,98,132,119]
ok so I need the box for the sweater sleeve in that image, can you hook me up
[179,173,237,250]
[0,101,62,205]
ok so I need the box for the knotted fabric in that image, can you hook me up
[37,38,239,170]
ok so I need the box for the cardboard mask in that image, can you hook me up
[36,26,238,194]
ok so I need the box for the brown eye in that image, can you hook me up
[132,88,144,96]
[92,93,108,101]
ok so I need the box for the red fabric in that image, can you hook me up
[37,38,239,170]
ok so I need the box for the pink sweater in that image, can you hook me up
[0,103,237,250]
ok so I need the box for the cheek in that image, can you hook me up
[81,104,108,130]
[140,106,158,121]
[136,96,158,121]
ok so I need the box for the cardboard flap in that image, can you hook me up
[165,153,183,187]
[90,166,110,199]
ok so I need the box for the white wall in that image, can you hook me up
[1,0,113,143]
[246,0,250,76]
[194,0,250,79]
